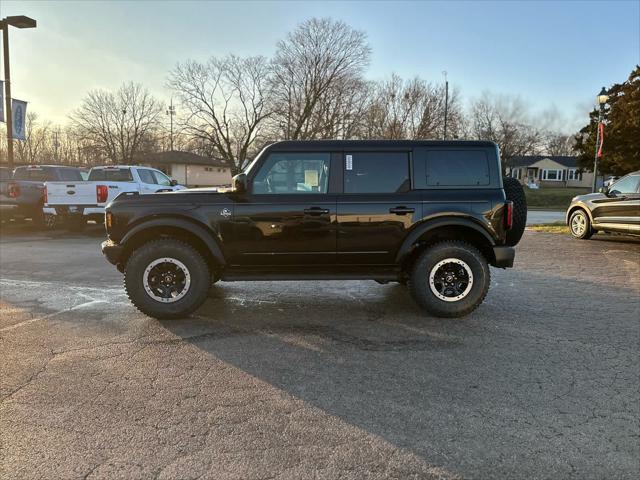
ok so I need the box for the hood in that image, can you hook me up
[574,192,605,202]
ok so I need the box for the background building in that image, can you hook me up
[140,151,232,188]
[507,156,594,188]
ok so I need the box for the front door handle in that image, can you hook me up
[389,206,415,215]
[304,207,330,215]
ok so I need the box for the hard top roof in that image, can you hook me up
[267,140,497,151]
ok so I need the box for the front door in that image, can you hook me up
[592,173,640,233]
[228,152,336,266]
[336,151,421,265]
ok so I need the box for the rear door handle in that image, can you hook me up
[389,206,415,215]
[304,207,330,215]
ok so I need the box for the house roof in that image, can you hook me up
[140,150,228,167]
[510,155,578,168]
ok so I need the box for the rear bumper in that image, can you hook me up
[492,246,515,268]
[101,240,124,266]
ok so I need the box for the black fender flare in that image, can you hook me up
[395,217,496,264]
[121,217,226,265]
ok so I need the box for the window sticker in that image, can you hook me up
[305,170,319,186]
[346,155,353,170]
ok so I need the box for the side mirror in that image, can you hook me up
[232,173,247,193]
[170,179,178,186]
[598,186,609,195]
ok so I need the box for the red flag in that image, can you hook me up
[597,122,605,158]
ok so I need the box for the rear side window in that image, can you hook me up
[57,168,83,181]
[426,150,490,186]
[344,152,410,193]
[88,168,134,182]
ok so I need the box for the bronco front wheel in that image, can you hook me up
[124,239,210,319]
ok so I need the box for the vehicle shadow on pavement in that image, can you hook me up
[159,268,640,479]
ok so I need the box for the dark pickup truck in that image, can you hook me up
[0,165,84,226]
[102,140,527,319]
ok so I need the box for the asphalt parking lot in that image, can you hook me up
[1,223,639,479]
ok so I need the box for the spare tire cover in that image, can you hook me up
[503,176,527,246]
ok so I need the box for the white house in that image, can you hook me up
[506,156,594,189]
[140,151,233,188]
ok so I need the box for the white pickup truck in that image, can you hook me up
[44,165,185,228]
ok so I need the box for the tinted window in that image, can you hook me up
[57,168,83,181]
[88,168,134,182]
[344,152,409,193]
[137,169,157,184]
[13,167,48,181]
[610,175,639,195]
[426,150,490,186]
[253,152,330,194]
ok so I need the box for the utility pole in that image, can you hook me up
[442,71,449,140]
[0,16,37,169]
[166,98,175,151]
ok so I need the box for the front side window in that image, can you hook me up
[345,152,409,193]
[137,169,157,184]
[426,150,489,187]
[610,175,640,195]
[152,170,172,186]
[252,152,330,194]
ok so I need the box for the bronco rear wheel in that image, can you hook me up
[124,238,210,319]
[408,241,490,318]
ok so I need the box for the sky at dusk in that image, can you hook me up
[2,0,639,133]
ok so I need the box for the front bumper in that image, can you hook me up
[492,246,515,268]
[101,239,124,266]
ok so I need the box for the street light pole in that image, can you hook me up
[592,87,609,193]
[442,71,449,140]
[0,16,37,170]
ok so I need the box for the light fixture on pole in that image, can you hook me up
[166,98,175,151]
[592,86,609,192]
[0,15,37,170]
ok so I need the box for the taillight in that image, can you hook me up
[96,185,109,203]
[505,201,513,230]
[105,212,113,229]
[8,182,20,198]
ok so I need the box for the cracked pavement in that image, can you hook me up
[1,224,639,479]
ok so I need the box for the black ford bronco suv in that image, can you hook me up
[101,140,526,319]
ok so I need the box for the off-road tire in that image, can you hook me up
[503,176,527,246]
[408,241,490,318]
[569,209,594,240]
[124,239,211,319]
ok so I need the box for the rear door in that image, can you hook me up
[592,174,640,233]
[228,151,336,266]
[336,150,421,265]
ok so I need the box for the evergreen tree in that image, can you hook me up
[574,66,640,175]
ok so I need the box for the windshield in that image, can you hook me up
[243,145,271,176]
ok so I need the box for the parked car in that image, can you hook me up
[44,165,184,228]
[101,140,527,320]
[567,171,640,239]
[0,165,84,226]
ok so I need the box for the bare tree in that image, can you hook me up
[271,17,371,140]
[170,55,273,174]
[469,93,543,169]
[69,82,163,163]
[14,112,51,164]
[360,74,464,140]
